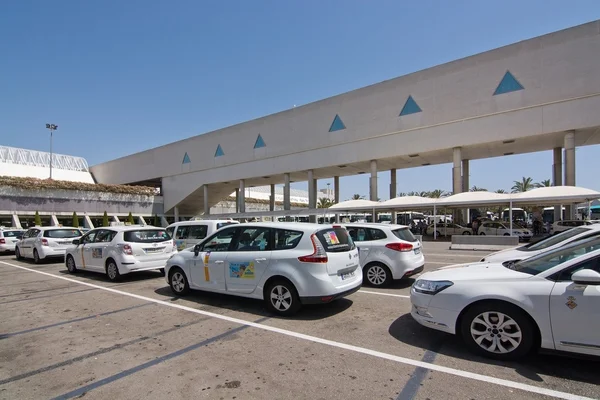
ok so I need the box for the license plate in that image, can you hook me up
[145,247,164,253]
[340,271,355,280]
[414,247,421,255]
[59,241,72,245]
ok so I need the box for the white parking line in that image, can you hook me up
[0,261,592,400]
[358,290,410,299]
[425,253,484,258]
[426,261,454,265]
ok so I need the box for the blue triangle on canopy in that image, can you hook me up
[399,95,422,116]
[494,70,524,95]
[215,144,224,157]
[182,152,190,164]
[254,134,266,149]
[329,114,346,132]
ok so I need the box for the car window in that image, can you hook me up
[392,228,418,242]
[217,222,238,230]
[554,256,600,282]
[95,230,116,243]
[166,226,175,237]
[521,227,591,251]
[201,227,238,252]
[3,231,22,238]
[315,227,355,253]
[368,228,387,241]
[511,237,600,275]
[187,225,208,240]
[81,231,98,244]
[44,229,82,238]
[233,227,271,251]
[347,227,368,242]
[274,229,303,250]
[124,229,170,243]
[175,226,190,239]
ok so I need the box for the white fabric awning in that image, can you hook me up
[375,196,435,210]
[329,199,380,211]
[436,191,511,208]
[511,186,600,205]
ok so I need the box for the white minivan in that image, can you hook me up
[166,220,240,251]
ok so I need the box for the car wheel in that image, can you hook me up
[15,247,23,260]
[503,233,510,236]
[462,231,471,235]
[158,268,165,276]
[33,249,41,264]
[364,263,392,287]
[479,232,486,236]
[106,260,121,282]
[169,268,190,295]
[435,231,441,238]
[66,255,77,274]
[460,302,535,360]
[265,280,301,316]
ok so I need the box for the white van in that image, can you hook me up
[166,220,240,251]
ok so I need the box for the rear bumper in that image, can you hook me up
[118,256,170,274]
[403,264,424,278]
[0,244,16,252]
[38,247,67,259]
[300,281,362,304]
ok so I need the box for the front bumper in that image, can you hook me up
[410,289,459,335]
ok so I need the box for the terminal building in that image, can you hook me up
[2,20,600,227]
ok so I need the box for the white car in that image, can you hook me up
[478,221,532,242]
[410,236,600,360]
[65,226,176,281]
[164,222,362,316]
[425,223,471,237]
[480,224,600,266]
[345,223,424,287]
[16,227,83,263]
[166,219,239,251]
[552,220,594,234]
[0,228,25,253]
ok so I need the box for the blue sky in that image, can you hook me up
[1,0,599,201]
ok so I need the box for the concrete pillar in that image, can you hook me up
[552,147,563,222]
[462,159,470,222]
[307,170,316,223]
[369,160,378,201]
[564,131,576,219]
[283,174,291,211]
[84,215,94,229]
[112,216,120,224]
[138,216,147,225]
[235,188,240,213]
[160,216,169,227]
[334,176,340,223]
[452,147,463,224]
[203,185,210,215]
[11,214,22,229]
[269,184,275,212]
[389,169,397,199]
[239,180,246,213]
[174,206,180,222]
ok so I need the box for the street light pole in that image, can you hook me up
[45,124,58,179]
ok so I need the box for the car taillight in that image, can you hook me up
[386,242,413,252]
[298,234,328,263]
[41,239,49,246]
[0,239,5,244]
[122,244,133,255]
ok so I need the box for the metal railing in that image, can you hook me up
[0,146,89,172]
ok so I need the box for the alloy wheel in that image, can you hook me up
[470,311,522,354]
[367,265,387,286]
[107,263,118,280]
[171,272,186,293]
[270,285,292,311]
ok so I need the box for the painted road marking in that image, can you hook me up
[0,261,593,400]
[425,253,484,258]
[359,290,410,299]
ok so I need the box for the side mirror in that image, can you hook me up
[193,244,201,257]
[572,269,600,285]
[72,239,80,245]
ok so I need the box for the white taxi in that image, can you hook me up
[164,222,362,316]
[15,227,83,263]
[0,228,25,253]
[65,225,176,281]
[166,219,239,251]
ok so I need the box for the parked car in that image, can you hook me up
[65,226,176,281]
[480,224,600,266]
[0,228,25,253]
[425,223,471,237]
[478,221,532,242]
[166,219,240,251]
[164,222,361,316]
[552,220,594,234]
[345,223,424,287]
[15,227,83,263]
[410,236,600,360]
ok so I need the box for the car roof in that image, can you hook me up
[30,226,80,231]
[89,225,166,232]
[167,220,239,227]
[343,222,409,229]
[230,222,339,231]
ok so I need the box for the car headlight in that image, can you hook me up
[413,280,454,295]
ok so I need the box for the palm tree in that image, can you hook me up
[317,197,333,208]
[511,177,535,193]
[418,191,430,197]
[470,186,487,192]
[495,189,507,194]
[397,192,407,197]
[406,191,419,197]
[535,179,551,188]
[428,189,446,198]
[351,194,365,200]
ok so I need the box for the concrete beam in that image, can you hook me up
[83,215,94,229]
[11,214,22,229]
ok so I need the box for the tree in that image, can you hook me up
[317,197,333,208]
[535,179,551,188]
[470,186,487,192]
[351,194,365,200]
[153,214,160,226]
[34,211,41,226]
[71,212,79,228]
[495,189,507,194]
[102,211,109,227]
[397,192,407,197]
[511,177,535,193]
[127,212,135,225]
[428,189,446,198]
[418,191,430,197]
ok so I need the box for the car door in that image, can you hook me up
[22,229,39,257]
[173,225,190,252]
[87,229,116,270]
[78,230,100,270]
[189,226,237,292]
[549,256,600,356]
[225,226,273,294]
[346,226,370,263]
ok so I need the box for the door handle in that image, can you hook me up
[255,258,267,262]
[215,260,224,264]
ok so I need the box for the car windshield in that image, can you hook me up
[217,222,238,229]
[44,229,82,238]
[316,227,355,252]
[124,229,170,243]
[510,236,600,275]
[392,228,418,242]
[3,231,23,238]
[519,227,591,251]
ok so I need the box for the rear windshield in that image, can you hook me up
[392,228,418,242]
[316,227,355,253]
[124,229,170,243]
[3,231,23,238]
[520,227,590,251]
[217,222,238,230]
[44,229,82,238]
